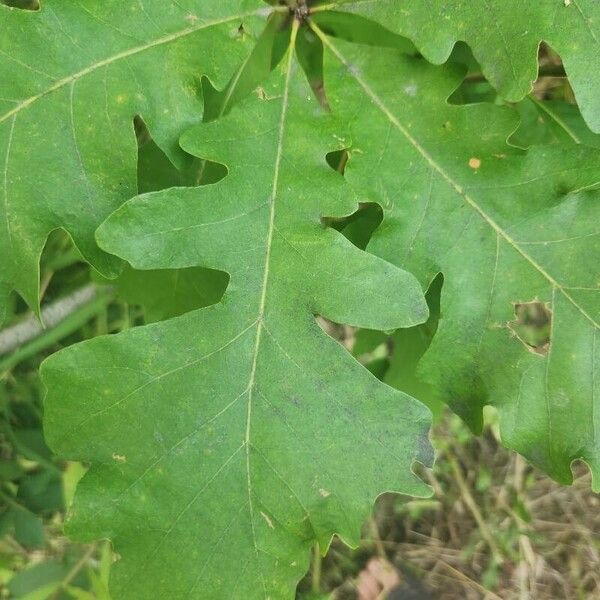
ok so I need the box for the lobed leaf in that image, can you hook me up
[317,31,600,489]
[42,34,433,599]
[0,0,269,322]
[316,0,600,132]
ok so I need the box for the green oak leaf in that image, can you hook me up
[313,0,600,132]
[42,34,432,599]
[0,0,275,322]
[316,31,600,489]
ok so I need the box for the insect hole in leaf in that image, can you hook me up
[508,300,553,356]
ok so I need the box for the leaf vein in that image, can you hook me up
[2,115,16,253]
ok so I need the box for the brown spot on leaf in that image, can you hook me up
[469,157,482,169]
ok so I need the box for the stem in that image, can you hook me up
[309,2,339,13]
[437,559,504,600]
[512,456,536,600]
[0,284,107,355]
[48,543,97,600]
[312,543,322,593]
[369,518,386,558]
[0,285,115,375]
[270,2,293,12]
[449,457,503,564]
[336,149,349,174]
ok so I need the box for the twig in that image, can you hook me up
[0,285,115,374]
[0,284,104,355]
[513,455,536,600]
[49,543,97,600]
[449,457,503,564]
[435,560,504,600]
[369,518,387,558]
[312,543,322,594]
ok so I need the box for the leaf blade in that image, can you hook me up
[317,0,600,132]
[318,30,600,488]
[0,0,266,318]
[42,34,433,599]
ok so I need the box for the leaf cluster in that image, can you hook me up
[1,1,599,597]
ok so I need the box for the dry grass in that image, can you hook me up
[302,417,600,600]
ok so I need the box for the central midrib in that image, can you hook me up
[0,7,266,126]
[242,21,299,596]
